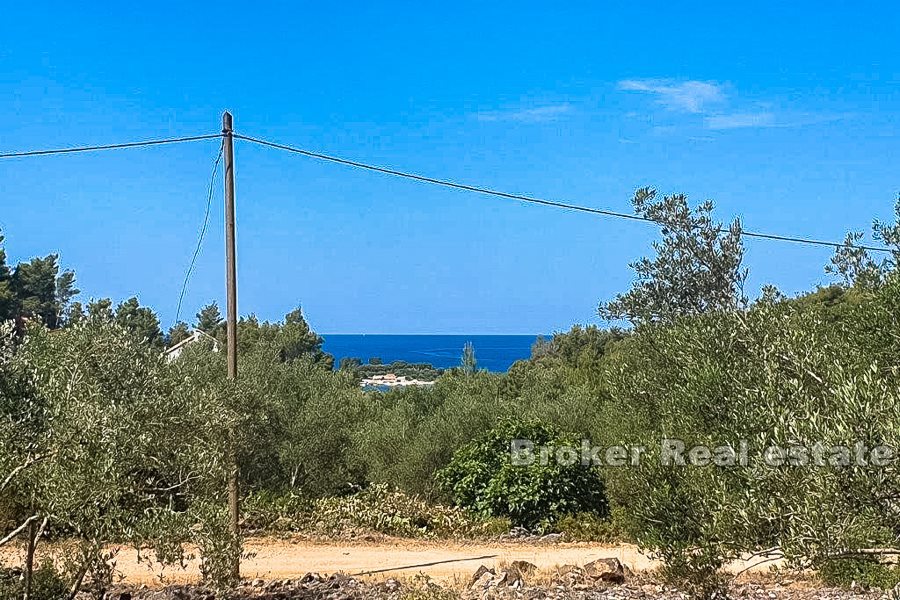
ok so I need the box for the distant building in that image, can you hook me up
[359,372,436,389]
[164,329,220,362]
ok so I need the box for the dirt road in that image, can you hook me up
[3,537,779,586]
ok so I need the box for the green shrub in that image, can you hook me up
[555,508,627,542]
[658,551,731,600]
[354,373,506,498]
[0,560,68,600]
[598,287,900,598]
[817,558,900,589]
[2,321,243,594]
[308,484,509,538]
[436,418,608,530]
[242,490,313,532]
[244,485,508,539]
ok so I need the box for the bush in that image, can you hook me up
[0,560,67,600]
[312,484,509,538]
[242,490,313,532]
[436,418,608,531]
[556,509,627,542]
[355,373,506,498]
[817,558,900,590]
[244,484,508,538]
[597,287,900,598]
[176,341,370,497]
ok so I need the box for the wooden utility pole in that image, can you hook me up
[222,110,240,581]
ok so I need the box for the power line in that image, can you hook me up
[175,139,225,325]
[1,128,890,254]
[0,133,222,159]
[233,132,892,254]
[233,133,652,222]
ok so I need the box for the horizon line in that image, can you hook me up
[319,332,547,337]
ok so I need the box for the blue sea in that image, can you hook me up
[321,334,540,372]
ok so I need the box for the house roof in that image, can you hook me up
[164,328,219,356]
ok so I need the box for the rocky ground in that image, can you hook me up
[86,559,900,600]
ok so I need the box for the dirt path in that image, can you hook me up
[129,538,659,585]
[4,537,779,587]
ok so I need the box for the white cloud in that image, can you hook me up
[618,79,845,132]
[477,103,573,123]
[705,112,776,130]
[705,111,847,130]
[617,79,725,113]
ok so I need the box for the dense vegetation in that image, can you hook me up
[348,359,443,382]
[1,190,899,598]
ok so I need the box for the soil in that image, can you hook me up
[6,538,893,599]
[4,536,781,586]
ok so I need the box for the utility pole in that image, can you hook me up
[222,110,240,581]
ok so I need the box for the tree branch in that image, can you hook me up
[0,514,39,548]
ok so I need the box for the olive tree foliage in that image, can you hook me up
[174,328,367,498]
[0,323,32,531]
[597,284,900,597]
[0,321,239,596]
[599,188,747,325]
[235,345,368,496]
[828,193,900,289]
[355,371,508,499]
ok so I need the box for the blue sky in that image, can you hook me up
[1,2,898,334]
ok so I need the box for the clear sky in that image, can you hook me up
[1,2,898,334]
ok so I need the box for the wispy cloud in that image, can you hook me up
[617,79,725,113]
[705,112,776,130]
[705,111,847,130]
[476,103,573,123]
[619,78,845,132]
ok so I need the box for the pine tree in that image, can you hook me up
[0,230,15,321]
[195,302,224,335]
[461,341,477,374]
[86,298,114,321]
[115,297,164,347]
[167,321,192,346]
[11,255,63,328]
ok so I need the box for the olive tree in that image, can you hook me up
[0,321,238,598]
[598,289,900,597]
[599,188,746,325]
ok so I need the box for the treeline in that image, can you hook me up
[342,358,444,382]
[2,190,899,598]
[0,231,77,329]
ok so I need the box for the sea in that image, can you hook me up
[320,334,541,373]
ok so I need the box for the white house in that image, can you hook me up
[164,328,220,362]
